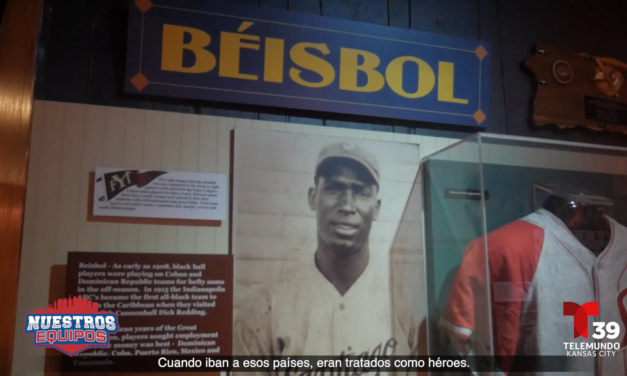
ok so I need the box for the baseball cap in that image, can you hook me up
[315,142,380,186]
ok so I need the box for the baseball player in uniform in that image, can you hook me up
[234,142,421,374]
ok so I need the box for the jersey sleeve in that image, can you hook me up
[439,238,487,341]
[439,221,544,374]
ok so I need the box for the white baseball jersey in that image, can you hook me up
[234,250,420,374]
[440,208,627,375]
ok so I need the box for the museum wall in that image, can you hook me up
[11,100,456,375]
[13,0,627,373]
[15,100,627,375]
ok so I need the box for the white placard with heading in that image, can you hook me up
[93,167,227,220]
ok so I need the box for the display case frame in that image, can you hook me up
[421,133,627,374]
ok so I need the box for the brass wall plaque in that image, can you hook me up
[525,44,627,133]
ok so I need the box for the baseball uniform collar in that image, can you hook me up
[311,249,385,301]
[531,208,616,259]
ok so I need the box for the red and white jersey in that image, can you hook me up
[439,208,627,375]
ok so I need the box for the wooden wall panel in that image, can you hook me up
[33,0,480,140]
[32,0,627,145]
[321,0,388,25]
[404,0,505,136]
[320,0,393,134]
[479,0,508,134]
[39,0,93,103]
[261,0,287,9]
[0,0,42,375]
[478,0,507,135]
[388,0,409,28]
[285,0,325,126]
[199,0,260,120]
[289,0,320,15]
[87,0,151,110]
[409,0,479,37]
[497,0,627,145]
[258,0,288,123]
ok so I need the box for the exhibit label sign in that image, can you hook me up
[93,167,227,221]
[64,252,233,371]
[126,0,491,127]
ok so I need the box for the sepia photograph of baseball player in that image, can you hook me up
[232,128,426,372]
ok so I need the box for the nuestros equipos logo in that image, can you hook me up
[562,302,621,357]
[24,296,119,356]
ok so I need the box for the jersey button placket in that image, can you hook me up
[333,300,346,354]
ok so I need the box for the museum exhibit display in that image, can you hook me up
[423,133,627,375]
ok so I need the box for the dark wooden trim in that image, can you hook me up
[0,0,42,374]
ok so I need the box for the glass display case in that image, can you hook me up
[422,133,627,375]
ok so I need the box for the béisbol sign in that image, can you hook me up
[126,0,491,127]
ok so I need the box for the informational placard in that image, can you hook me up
[93,167,227,220]
[63,252,233,371]
[584,96,627,125]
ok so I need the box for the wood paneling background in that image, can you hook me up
[32,0,627,146]
[0,0,41,375]
[34,0,491,140]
